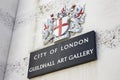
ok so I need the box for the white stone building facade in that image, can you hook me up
[0,0,120,80]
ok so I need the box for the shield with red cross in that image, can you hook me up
[54,16,69,37]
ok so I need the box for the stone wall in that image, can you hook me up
[4,0,120,80]
[4,0,37,80]
[0,0,18,80]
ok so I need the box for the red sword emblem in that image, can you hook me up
[44,24,48,30]
[75,9,84,18]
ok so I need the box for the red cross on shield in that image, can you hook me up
[54,16,69,37]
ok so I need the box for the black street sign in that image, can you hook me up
[28,31,97,79]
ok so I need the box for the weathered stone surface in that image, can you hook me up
[4,0,120,80]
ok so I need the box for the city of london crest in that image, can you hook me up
[42,4,86,45]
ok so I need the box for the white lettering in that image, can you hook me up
[29,61,55,72]
[68,48,94,61]
[50,48,57,54]
[61,37,89,51]
[34,52,47,60]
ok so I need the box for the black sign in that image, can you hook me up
[28,31,97,79]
